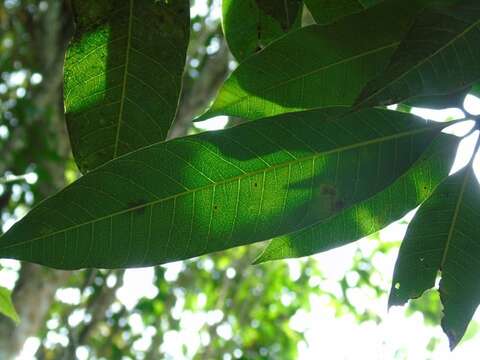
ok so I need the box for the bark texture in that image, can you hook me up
[0,1,73,358]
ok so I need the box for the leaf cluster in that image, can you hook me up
[2,0,480,349]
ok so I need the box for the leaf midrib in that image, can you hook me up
[113,0,134,158]
[359,16,480,105]
[1,122,445,249]
[440,168,471,270]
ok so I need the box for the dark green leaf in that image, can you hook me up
[222,0,302,61]
[471,82,480,98]
[64,0,190,172]
[197,0,418,121]
[304,0,380,24]
[255,132,459,263]
[0,108,443,269]
[390,165,480,349]
[356,0,480,108]
[403,86,470,109]
[0,286,19,324]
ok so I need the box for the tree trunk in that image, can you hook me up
[0,1,73,358]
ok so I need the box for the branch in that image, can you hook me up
[167,37,230,139]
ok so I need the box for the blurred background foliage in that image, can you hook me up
[0,0,478,359]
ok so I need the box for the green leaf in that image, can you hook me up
[255,132,459,263]
[304,0,381,24]
[471,82,480,98]
[356,0,480,108]
[64,0,190,173]
[0,286,19,324]
[222,0,302,61]
[402,86,471,109]
[0,108,444,269]
[389,165,480,349]
[197,0,418,121]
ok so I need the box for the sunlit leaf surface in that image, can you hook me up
[198,1,417,121]
[0,108,443,269]
[64,0,190,172]
[255,133,459,263]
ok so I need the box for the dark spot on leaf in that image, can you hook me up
[333,200,345,211]
[321,185,336,196]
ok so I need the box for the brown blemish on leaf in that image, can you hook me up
[321,184,336,196]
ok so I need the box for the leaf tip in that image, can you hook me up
[443,326,460,351]
[193,109,215,122]
[251,251,269,265]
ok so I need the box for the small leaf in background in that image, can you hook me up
[198,0,419,121]
[471,82,480,98]
[0,108,444,269]
[255,132,459,263]
[390,163,480,349]
[356,0,480,108]
[64,0,190,173]
[222,0,302,61]
[0,286,19,324]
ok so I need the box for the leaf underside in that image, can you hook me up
[357,0,480,108]
[390,166,480,349]
[64,0,190,173]
[0,108,443,269]
[198,0,419,121]
[256,132,459,263]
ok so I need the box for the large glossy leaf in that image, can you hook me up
[197,0,418,121]
[357,0,480,108]
[255,132,459,263]
[222,0,302,61]
[389,165,480,349]
[64,0,190,173]
[0,108,444,269]
[0,286,19,323]
[304,0,381,24]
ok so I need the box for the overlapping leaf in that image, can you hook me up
[0,108,444,269]
[304,0,381,24]
[64,0,190,173]
[357,0,480,108]
[255,132,459,263]
[222,0,302,61]
[403,86,471,109]
[197,0,418,121]
[390,164,480,348]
